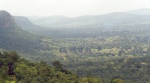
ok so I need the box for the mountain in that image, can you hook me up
[28,15,69,27]
[14,16,44,33]
[126,8,150,15]
[28,12,150,28]
[24,12,150,38]
[14,16,34,27]
[0,10,41,56]
[15,9,150,38]
[0,10,16,29]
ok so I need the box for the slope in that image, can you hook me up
[14,16,44,33]
[0,10,41,56]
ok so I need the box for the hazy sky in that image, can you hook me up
[0,0,150,17]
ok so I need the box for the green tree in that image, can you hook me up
[97,46,102,51]
[110,79,124,83]
[52,60,63,69]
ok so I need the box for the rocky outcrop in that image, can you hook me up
[0,10,16,28]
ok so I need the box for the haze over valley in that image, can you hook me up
[1,0,150,83]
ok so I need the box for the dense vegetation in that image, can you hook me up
[0,51,106,83]
[19,27,150,83]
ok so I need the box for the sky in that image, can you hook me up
[0,0,150,17]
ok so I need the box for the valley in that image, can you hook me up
[1,9,150,83]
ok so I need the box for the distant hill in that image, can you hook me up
[28,12,150,28]
[24,11,150,38]
[28,15,69,27]
[14,16,34,27]
[14,16,44,33]
[126,8,150,15]
[13,9,150,38]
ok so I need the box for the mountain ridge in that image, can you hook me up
[28,12,150,28]
[126,8,150,15]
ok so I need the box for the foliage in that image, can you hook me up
[109,79,124,83]
[0,51,104,83]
